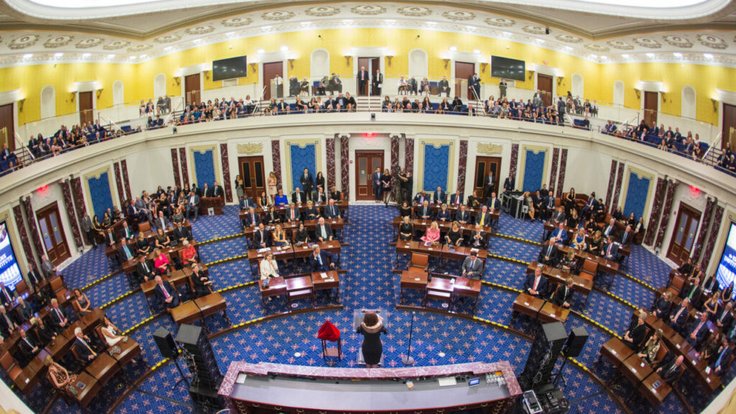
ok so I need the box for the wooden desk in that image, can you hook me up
[84,352,120,386]
[598,339,672,406]
[170,301,201,325]
[641,372,671,405]
[598,337,634,369]
[526,261,593,296]
[512,293,569,323]
[558,245,619,275]
[258,277,288,304]
[622,353,653,383]
[200,196,225,215]
[73,371,101,408]
[194,293,231,326]
[399,270,429,304]
[110,338,142,368]
[286,276,314,304]
[311,271,340,303]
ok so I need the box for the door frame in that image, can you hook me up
[354,150,385,201]
[643,91,659,127]
[473,156,502,201]
[536,73,554,107]
[237,155,266,199]
[666,202,701,265]
[183,73,202,105]
[35,201,70,265]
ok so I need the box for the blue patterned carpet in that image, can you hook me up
[12,205,733,414]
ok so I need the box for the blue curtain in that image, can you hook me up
[194,150,215,188]
[523,150,545,192]
[423,145,449,191]
[290,144,316,192]
[88,172,113,219]
[623,172,650,219]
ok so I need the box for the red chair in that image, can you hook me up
[317,320,342,365]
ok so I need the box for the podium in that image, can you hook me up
[353,308,389,365]
[199,196,224,215]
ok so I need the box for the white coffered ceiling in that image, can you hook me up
[0,1,733,67]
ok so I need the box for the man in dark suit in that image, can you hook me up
[118,238,136,263]
[620,225,635,246]
[417,200,432,220]
[73,327,98,363]
[292,188,306,205]
[651,291,673,322]
[105,228,117,247]
[173,222,192,244]
[715,302,734,331]
[603,218,617,239]
[186,191,200,222]
[539,238,560,266]
[243,207,261,228]
[136,255,155,283]
[455,205,471,224]
[486,192,501,210]
[550,223,568,245]
[324,199,341,219]
[0,282,16,307]
[212,182,224,198]
[679,275,702,306]
[357,66,369,95]
[315,217,333,242]
[469,73,481,99]
[48,299,69,334]
[15,297,33,322]
[253,223,270,249]
[26,262,44,290]
[311,245,335,272]
[483,172,494,200]
[711,337,732,375]
[601,236,619,261]
[330,186,342,202]
[120,220,135,241]
[657,355,684,383]
[432,186,446,205]
[474,205,492,227]
[154,211,171,231]
[300,168,314,200]
[371,168,382,202]
[154,275,180,309]
[239,195,255,210]
[524,266,548,298]
[503,175,515,193]
[202,184,211,198]
[669,298,691,335]
[551,278,574,308]
[0,305,17,337]
[414,191,428,205]
[550,207,566,224]
[372,69,383,96]
[438,76,450,96]
[686,312,709,347]
[17,328,40,365]
[581,193,598,219]
[623,312,648,350]
[461,251,483,279]
[449,190,463,207]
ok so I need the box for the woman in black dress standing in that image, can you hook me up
[381,169,392,207]
[357,312,386,368]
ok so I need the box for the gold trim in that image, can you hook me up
[237,143,263,155]
[188,145,223,187]
[284,139,322,194]
[416,139,456,193]
[477,143,503,155]
[518,145,550,191]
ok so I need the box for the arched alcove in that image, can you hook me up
[40,86,55,119]
[408,49,428,79]
[613,80,624,106]
[112,80,124,106]
[153,74,166,98]
[310,49,330,80]
[681,86,696,119]
[571,73,584,98]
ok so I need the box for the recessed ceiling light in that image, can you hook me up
[449,46,457,52]
[466,26,476,31]
[82,53,91,58]
[193,39,202,44]
[622,54,630,59]
[673,52,682,58]
[107,54,115,59]
[646,53,654,58]
[164,46,172,52]
[226,31,235,38]
[23,53,32,59]
[54,52,63,58]
[564,46,573,52]
[257,49,264,54]
[261,25,272,31]
[280,45,288,52]
[535,38,545,44]
[590,54,597,59]
[501,31,512,37]
[704,53,713,59]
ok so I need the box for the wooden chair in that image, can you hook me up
[137,221,151,234]
[580,259,598,279]
[409,253,429,272]
[14,280,28,296]
[667,274,686,297]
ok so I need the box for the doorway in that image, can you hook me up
[36,202,70,265]
[473,156,502,201]
[643,91,658,127]
[238,156,266,199]
[79,91,94,126]
[355,150,384,200]
[722,103,736,151]
[454,61,474,100]
[537,74,553,107]
[667,203,701,266]
[262,62,283,100]
[357,57,380,96]
[185,74,201,105]
[0,103,15,151]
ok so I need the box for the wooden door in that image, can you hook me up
[644,91,658,127]
[238,156,266,199]
[722,103,736,151]
[667,203,701,266]
[537,74,553,107]
[474,156,502,201]
[36,202,70,265]
[455,61,475,100]
[0,103,15,151]
[262,62,283,100]
[79,91,94,126]
[185,74,201,105]
[357,57,372,96]
[355,150,384,200]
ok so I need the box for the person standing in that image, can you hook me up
[81,214,96,247]
[381,169,392,207]
[372,69,383,96]
[267,172,278,202]
[499,79,507,99]
[469,73,481,100]
[372,168,383,203]
[234,175,244,201]
[357,66,369,96]
[357,312,387,368]
[300,168,314,201]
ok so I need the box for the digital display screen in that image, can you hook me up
[716,222,736,299]
[0,222,23,291]
[491,56,526,81]
[212,56,247,81]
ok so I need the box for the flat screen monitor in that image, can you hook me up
[716,222,736,298]
[491,56,525,81]
[0,222,23,291]
[212,56,247,81]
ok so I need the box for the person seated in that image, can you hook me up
[314,188,328,204]
[436,204,452,222]
[399,201,412,218]
[571,228,587,250]
[154,228,171,250]
[311,245,336,272]
[524,266,548,298]
[620,225,635,246]
[455,205,471,224]
[47,299,68,334]
[329,186,342,201]
[173,222,192,244]
[264,205,282,225]
[622,311,648,350]
[154,275,180,309]
[14,297,33,322]
[460,250,483,279]
[274,188,288,206]
[117,238,136,262]
[703,292,721,321]
[550,223,568,245]
[421,221,441,245]
[136,255,155,283]
[475,205,492,228]
[399,216,413,242]
[716,302,734,331]
[292,187,306,205]
[45,356,79,395]
[710,336,732,376]
[16,328,40,365]
[413,191,429,205]
[550,278,575,309]
[587,230,603,255]
[432,186,446,205]
[602,218,617,239]
[638,329,663,365]
[71,288,92,315]
[416,200,432,220]
[445,221,464,246]
[470,224,485,248]
[153,248,172,275]
[315,217,333,242]
[323,199,341,219]
[259,252,280,280]
[30,316,55,344]
[304,201,320,220]
[686,312,710,348]
[601,235,619,261]
[243,207,260,228]
[652,291,673,322]
[538,238,560,266]
[100,316,128,347]
[294,222,311,245]
[135,232,151,256]
[190,263,212,297]
[271,224,290,247]
[73,327,98,363]
[179,239,198,265]
[284,203,302,222]
[657,355,685,384]
[253,223,270,248]
[669,298,691,334]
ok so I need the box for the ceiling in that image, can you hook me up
[0,1,734,67]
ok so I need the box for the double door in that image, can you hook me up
[473,156,502,200]
[36,202,70,265]
[238,156,266,199]
[357,57,380,96]
[355,151,384,200]
[667,203,701,265]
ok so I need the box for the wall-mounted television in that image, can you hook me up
[491,56,525,81]
[212,56,247,81]
[0,222,23,291]
[716,222,736,298]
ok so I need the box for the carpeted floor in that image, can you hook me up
[13,205,733,414]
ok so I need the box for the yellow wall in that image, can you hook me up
[1,27,734,127]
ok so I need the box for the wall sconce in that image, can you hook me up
[288,59,295,70]
[174,76,181,85]
[480,62,488,73]
[660,92,666,102]
[711,98,718,112]
[17,98,24,112]
[204,71,210,80]
[442,58,450,69]
[634,89,641,100]
[249,63,258,72]
[385,55,393,66]
[344,55,352,65]
[556,76,564,86]
[70,92,76,102]
[527,70,534,81]
[96,89,104,99]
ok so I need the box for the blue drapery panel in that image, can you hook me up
[423,144,449,191]
[623,172,650,220]
[193,150,215,188]
[290,144,316,191]
[87,172,113,219]
[523,150,545,192]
